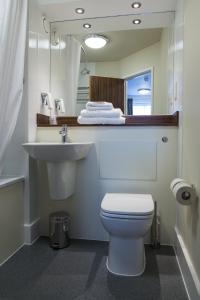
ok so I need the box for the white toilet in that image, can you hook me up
[100,193,154,276]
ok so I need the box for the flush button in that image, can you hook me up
[162,137,168,143]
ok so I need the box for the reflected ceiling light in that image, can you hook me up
[138,88,151,95]
[131,2,142,9]
[83,23,91,29]
[84,34,109,49]
[133,19,141,24]
[75,8,85,14]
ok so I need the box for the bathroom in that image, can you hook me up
[0,0,199,299]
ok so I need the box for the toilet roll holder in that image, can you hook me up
[181,191,192,200]
[170,178,196,205]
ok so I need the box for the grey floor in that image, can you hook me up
[0,238,188,300]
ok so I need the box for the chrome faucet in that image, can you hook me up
[59,124,68,143]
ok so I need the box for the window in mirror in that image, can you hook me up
[126,70,152,115]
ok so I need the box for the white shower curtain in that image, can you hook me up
[64,35,81,115]
[0,0,27,174]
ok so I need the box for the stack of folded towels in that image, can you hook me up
[77,101,126,125]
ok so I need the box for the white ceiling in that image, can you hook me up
[38,0,80,5]
[53,12,174,35]
[39,0,177,22]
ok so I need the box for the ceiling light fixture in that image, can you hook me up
[131,2,142,9]
[83,23,91,29]
[133,19,141,24]
[84,34,109,49]
[75,8,85,14]
[138,88,151,95]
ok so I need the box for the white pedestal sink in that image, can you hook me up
[23,142,93,199]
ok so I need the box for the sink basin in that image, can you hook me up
[22,142,93,162]
[23,142,93,200]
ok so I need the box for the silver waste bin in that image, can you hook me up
[49,211,70,249]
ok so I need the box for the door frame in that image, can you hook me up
[123,67,154,115]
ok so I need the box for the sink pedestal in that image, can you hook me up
[47,161,76,200]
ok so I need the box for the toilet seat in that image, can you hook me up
[101,193,154,217]
[100,210,153,220]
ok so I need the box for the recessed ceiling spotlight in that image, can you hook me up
[75,8,85,14]
[84,34,109,49]
[83,23,91,29]
[133,19,141,24]
[131,2,141,9]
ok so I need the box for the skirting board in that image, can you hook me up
[0,244,24,267]
[174,227,200,300]
[24,218,40,245]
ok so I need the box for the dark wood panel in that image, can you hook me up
[37,113,49,125]
[125,111,179,126]
[89,76,125,112]
[37,111,179,127]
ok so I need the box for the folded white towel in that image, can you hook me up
[86,101,113,111]
[86,106,113,111]
[80,108,122,118]
[77,116,126,125]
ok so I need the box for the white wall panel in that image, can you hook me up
[99,140,157,180]
[0,182,24,265]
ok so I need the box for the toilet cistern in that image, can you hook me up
[59,124,69,143]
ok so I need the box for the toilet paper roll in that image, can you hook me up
[170,178,186,192]
[172,181,196,205]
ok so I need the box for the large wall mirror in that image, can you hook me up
[50,12,175,116]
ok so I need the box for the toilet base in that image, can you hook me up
[106,236,146,276]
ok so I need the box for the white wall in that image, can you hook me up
[28,0,50,142]
[95,61,120,78]
[24,0,50,231]
[36,126,178,245]
[175,0,200,297]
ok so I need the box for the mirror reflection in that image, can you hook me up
[50,14,174,116]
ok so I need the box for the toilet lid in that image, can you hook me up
[101,193,154,216]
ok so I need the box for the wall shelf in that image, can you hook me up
[37,111,179,127]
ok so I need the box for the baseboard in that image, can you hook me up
[24,218,40,245]
[0,243,24,267]
[174,227,200,300]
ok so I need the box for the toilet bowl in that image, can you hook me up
[100,193,154,276]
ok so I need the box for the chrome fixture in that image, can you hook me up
[83,23,91,29]
[162,137,168,143]
[42,15,49,34]
[131,2,142,9]
[59,125,68,143]
[81,67,90,75]
[133,19,141,24]
[51,29,59,46]
[75,8,85,14]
